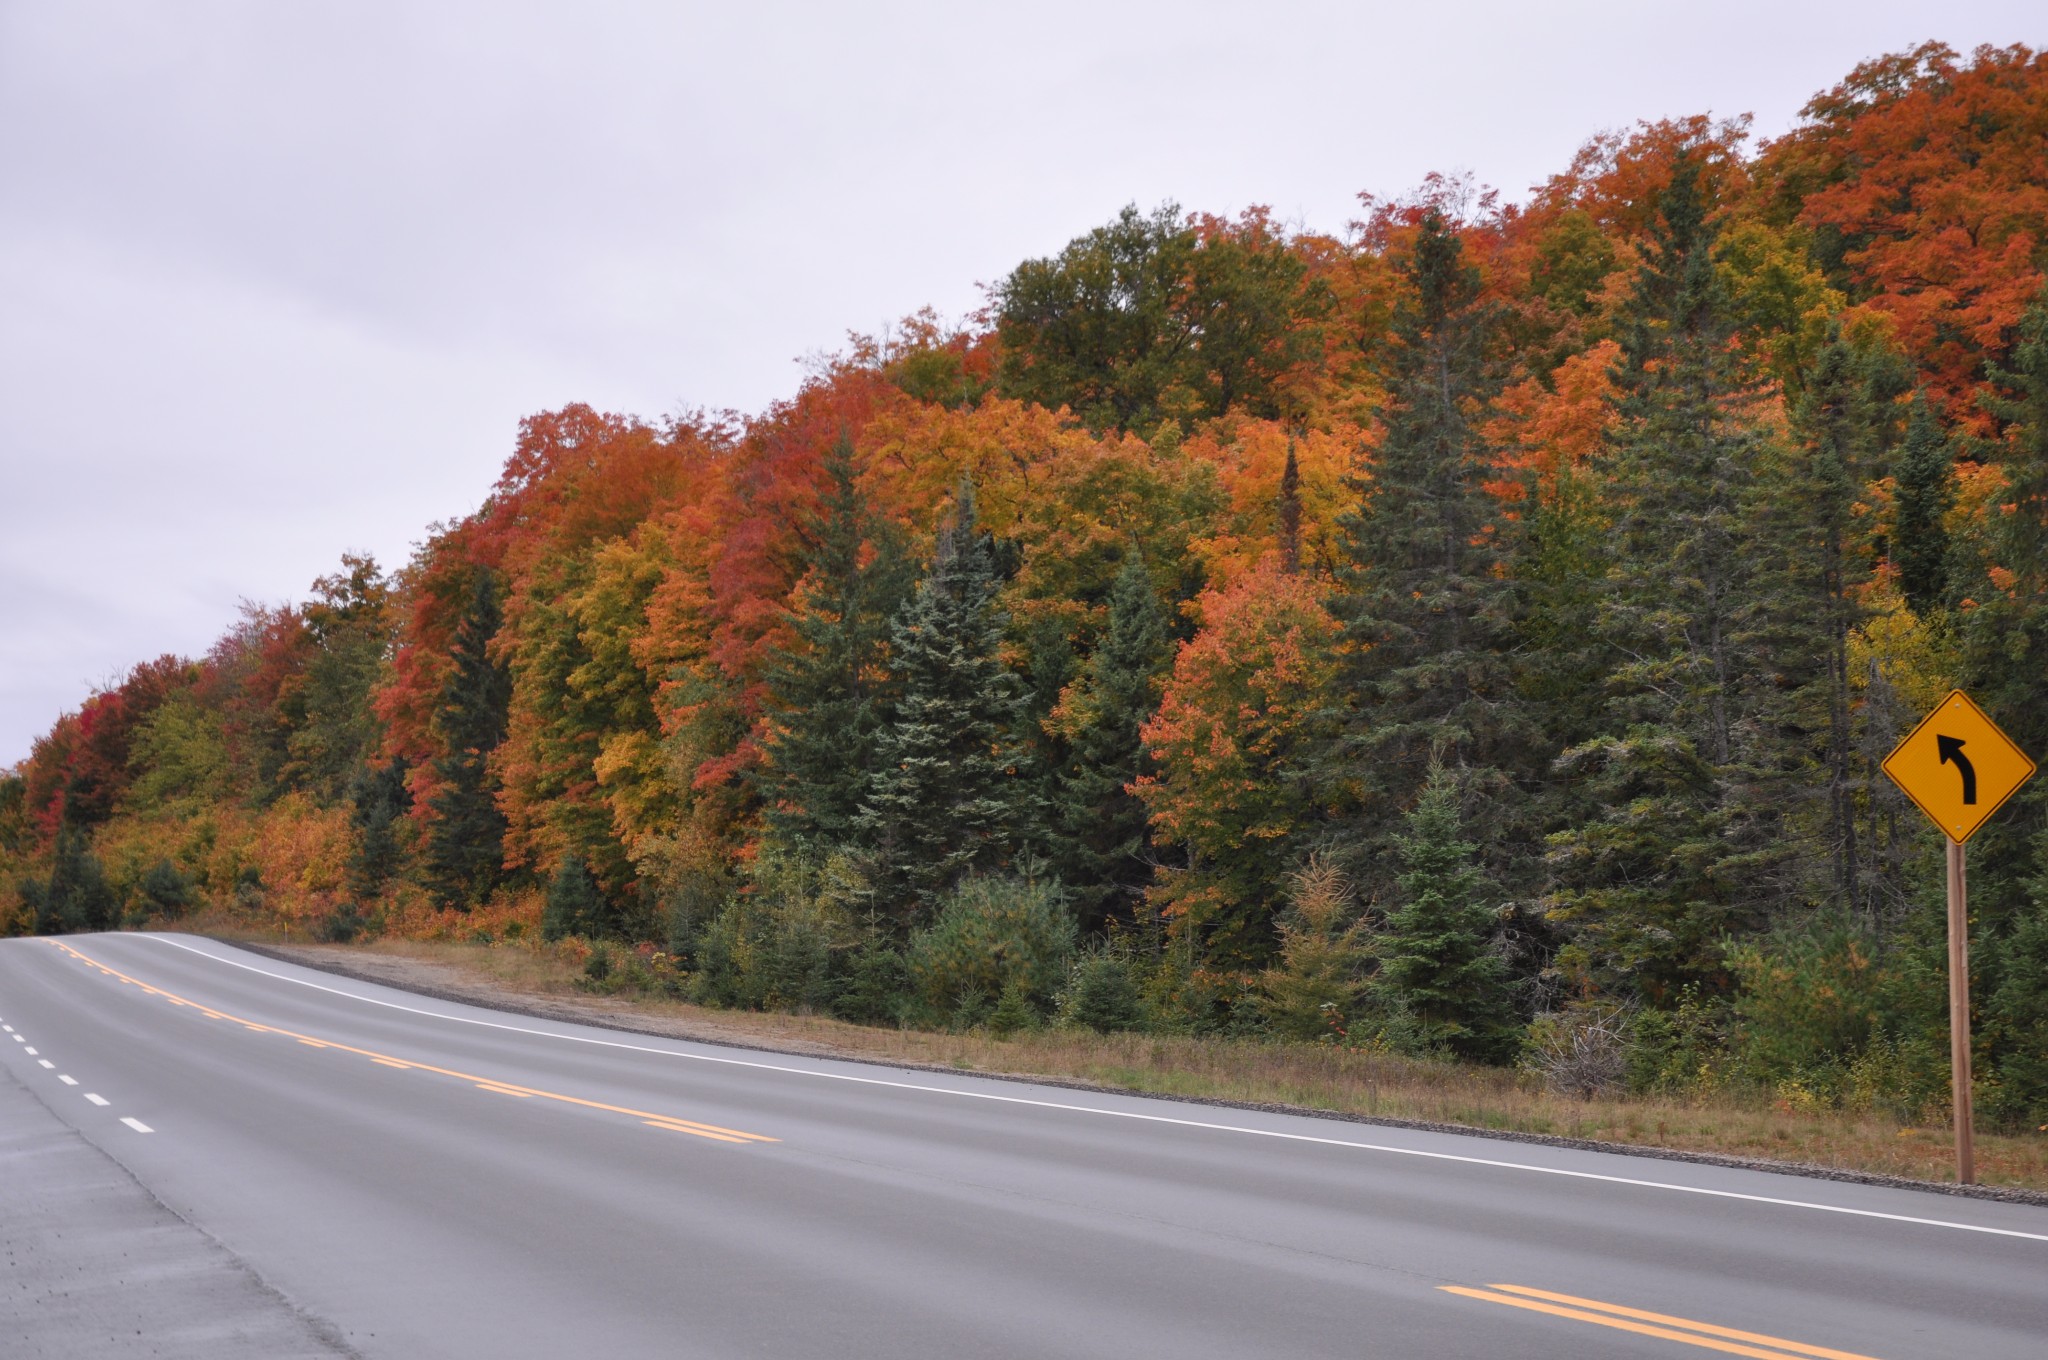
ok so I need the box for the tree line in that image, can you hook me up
[7,42,2048,1127]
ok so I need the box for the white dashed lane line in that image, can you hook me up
[8,1028,160,1129]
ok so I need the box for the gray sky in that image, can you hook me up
[2,1,2038,764]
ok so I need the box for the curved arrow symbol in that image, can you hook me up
[1938,734,1977,805]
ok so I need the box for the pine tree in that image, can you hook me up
[425,570,511,910]
[1376,765,1517,1062]
[756,435,912,854]
[858,479,1035,926]
[1052,547,1170,929]
[1544,154,1783,999]
[1891,392,1956,616]
[347,757,410,900]
[1324,210,1522,889]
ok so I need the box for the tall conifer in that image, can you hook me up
[858,479,1034,925]
[1545,155,1782,999]
[756,435,911,854]
[1325,210,1520,887]
[425,570,512,910]
[1052,547,1170,928]
[1891,392,1956,616]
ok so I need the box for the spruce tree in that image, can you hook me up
[425,570,512,910]
[1743,328,1901,918]
[858,479,1035,925]
[347,757,410,901]
[542,856,609,941]
[756,435,911,853]
[1376,765,1517,1062]
[1891,392,1956,616]
[1324,210,1522,890]
[40,820,116,934]
[1544,155,1782,999]
[1052,547,1171,929]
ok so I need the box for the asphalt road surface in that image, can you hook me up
[3,932,2044,1359]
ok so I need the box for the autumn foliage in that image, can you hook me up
[9,43,2048,1122]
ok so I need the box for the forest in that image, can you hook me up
[7,42,2048,1130]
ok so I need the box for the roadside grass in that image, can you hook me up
[199,926,2048,1192]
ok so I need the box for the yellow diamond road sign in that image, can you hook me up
[1883,689,2036,843]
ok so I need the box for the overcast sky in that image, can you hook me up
[2,2,2039,764]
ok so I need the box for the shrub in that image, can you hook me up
[317,903,367,944]
[1059,953,1144,1033]
[832,938,909,1026]
[1256,856,1370,1041]
[906,874,1076,1022]
[693,853,848,1012]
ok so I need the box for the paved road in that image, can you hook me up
[2,932,2043,1359]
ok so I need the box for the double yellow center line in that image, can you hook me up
[47,940,777,1147]
[1442,1283,1885,1360]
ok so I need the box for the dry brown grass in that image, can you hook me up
[213,930,2048,1193]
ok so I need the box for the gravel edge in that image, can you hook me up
[222,937,2048,1210]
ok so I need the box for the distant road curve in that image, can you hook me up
[2,933,2043,1359]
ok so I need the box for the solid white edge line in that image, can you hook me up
[83,1093,109,1106]
[120,1117,153,1133]
[136,935,2048,1244]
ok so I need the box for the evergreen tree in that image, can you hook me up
[1545,155,1784,999]
[347,757,410,901]
[425,570,512,910]
[1743,328,1902,918]
[858,479,1035,925]
[1052,547,1170,929]
[1961,288,2048,1114]
[1891,392,1956,616]
[541,856,609,941]
[1324,210,1522,890]
[135,858,197,919]
[39,820,117,934]
[756,435,912,853]
[1376,765,1517,1062]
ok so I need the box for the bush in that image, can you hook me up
[906,874,1076,1022]
[987,978,1041,1037]
[1059,953,1144,1033]
[693,853,848,1012]
[135,859,197,920]
[832,939,909,1026]
[317,903,367,944]
[1256,857,1370,1041]
[1524,1004,1630,1099]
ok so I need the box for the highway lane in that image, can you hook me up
[2,932,2043,1359]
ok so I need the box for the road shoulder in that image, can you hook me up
[0,1061,354,1359]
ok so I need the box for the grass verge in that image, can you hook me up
[208,929,2048,1195]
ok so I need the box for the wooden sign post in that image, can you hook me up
[1883,690,2035,1185]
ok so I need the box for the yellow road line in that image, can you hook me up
[1440,1285,1886,1360]
[44,939,776,1147]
